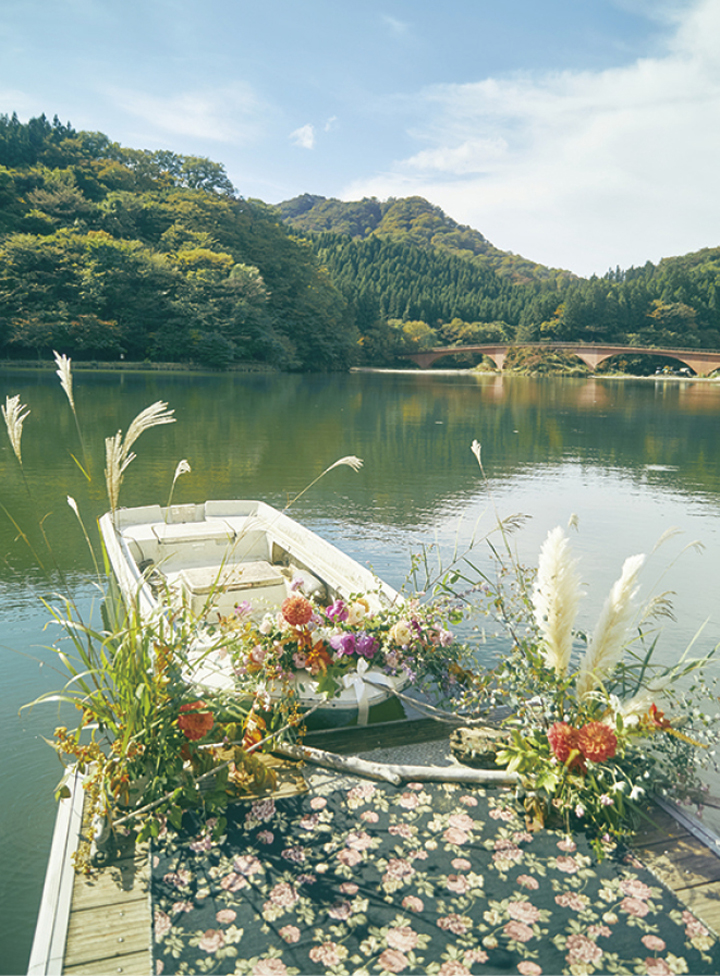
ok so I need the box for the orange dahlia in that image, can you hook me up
[178,701,214,741]
[282,594,313,627]
[577,722,617,763]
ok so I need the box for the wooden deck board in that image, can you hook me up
[63,898,150,969]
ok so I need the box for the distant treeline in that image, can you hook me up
[2,113,720,373]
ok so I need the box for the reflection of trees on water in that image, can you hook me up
[1,369,719,578]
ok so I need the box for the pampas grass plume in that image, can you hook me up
[532,526,582,675]
[576,552,645,698]
[2,394,30,465]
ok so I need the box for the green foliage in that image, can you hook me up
[0,115,357,370]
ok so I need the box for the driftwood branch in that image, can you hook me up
[364,679,500,728]
[273,742,520,786]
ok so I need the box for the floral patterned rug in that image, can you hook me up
[151,778,720,975]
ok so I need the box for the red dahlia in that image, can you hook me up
[547,722,586,771]
[577,722,617,763]
[547,722,579,762]
[282,594,313,627]
[178,701,214,741]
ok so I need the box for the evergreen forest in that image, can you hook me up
[3,112,720,373]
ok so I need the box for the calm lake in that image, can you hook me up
[2,366,720,974]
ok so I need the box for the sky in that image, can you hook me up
[1,0,719,277]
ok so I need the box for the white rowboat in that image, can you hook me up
[99,500,407,720]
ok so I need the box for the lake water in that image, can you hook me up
[2,367,720,974]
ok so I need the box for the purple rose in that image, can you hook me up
[330,632,356,656]
[326,600,348,622]
[356,633,379,659]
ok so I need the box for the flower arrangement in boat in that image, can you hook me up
[459,517,719,855]
[226,585,468,720]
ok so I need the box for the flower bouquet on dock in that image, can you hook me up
[455,517,720,857]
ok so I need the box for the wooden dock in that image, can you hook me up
[27,719,720,975]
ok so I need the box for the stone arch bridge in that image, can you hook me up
[403,342,720,376]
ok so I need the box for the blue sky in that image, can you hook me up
[2,0,719,276]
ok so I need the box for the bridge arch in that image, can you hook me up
[403,343,720,377]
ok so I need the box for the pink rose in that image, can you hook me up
[448,813,475,831]
[215,909,236,924]
[338,847,362,867]
[437,913,471,935]
[309,943,344,967]
[566,934,603,965]
[347,830,373,850]
[340,882,359,894]
[557,837,577,852]
[452,857,472,871]
[384,858,415,881]
[361,809,379,822]
[644,959,673,976]
[503,920,534,943]
[464,949,489,966]
[154,909,172,941]
[269,882,299,907]
[198,929,225,953]
[443,827,469,845]
[517,874,539,890]
[220,872,247,892]
[620,878,653,901]
[517,963,542,976]
[377,949,409,973]
[402,895,424,912]
[446,874,470,894]
[507,901,541,925]
[555,855,580,874]
[310,796,327,810]
[398,792,420,809]
[327,900,352,920]
[389,823,415,839]
[620,897,649,918]
[641,935,666,952]
[437,963,470,976]
[387,926,419,952]
[234,854,262,876]
[252,960,288,976]
[279,925,300,943]
[555,892,589,912]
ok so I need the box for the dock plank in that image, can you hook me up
[63,898,150,969]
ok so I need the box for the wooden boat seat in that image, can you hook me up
[179,560,287,619]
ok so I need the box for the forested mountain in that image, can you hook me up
[278,195,720,367]
[0,113,356,369]
[2,112,720,373]
[277,193,568,285]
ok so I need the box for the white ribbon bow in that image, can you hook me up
[343,660,395,725]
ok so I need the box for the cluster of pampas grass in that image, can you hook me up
[531,525,646,700]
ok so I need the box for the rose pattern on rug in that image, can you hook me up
[151,781,720,975]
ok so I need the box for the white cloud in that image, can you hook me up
[381,14,409,35]
[290,123,315,149]
[106,83,265,143]
[343,0,720,276]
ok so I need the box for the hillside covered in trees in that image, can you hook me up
[0,113,356,370]
[2,112,720,373]
[278,194,720,369]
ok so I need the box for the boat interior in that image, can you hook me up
[112,500,388,624]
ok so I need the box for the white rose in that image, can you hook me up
[389,620,413,646]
